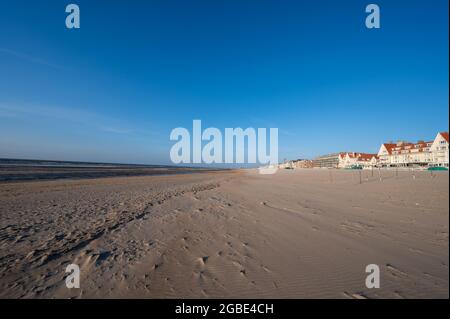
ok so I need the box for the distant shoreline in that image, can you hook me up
[0,158,227,183]
[0,157,200,169]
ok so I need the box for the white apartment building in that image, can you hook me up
[430,132,449,167]
[377,131,449,167]
[338,152,378,169]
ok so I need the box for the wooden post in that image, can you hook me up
[359,170,362,184]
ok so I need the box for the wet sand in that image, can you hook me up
[0,162,219,182]
[0,169,448,298]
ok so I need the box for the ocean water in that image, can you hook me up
[0,158,211,182]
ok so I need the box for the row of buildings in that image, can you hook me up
[281,131,449,169]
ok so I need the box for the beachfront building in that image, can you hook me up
[377,139,435,167]
[338,153,346,168]
[312,153,340,168]
[287,131,448,170]
[430,132,449,167]
[338,152,378,169]
[377,142,396,167]
[278,159,314,169]
[338,152,354,168]
[278,161,293,169]
[293,159,314,168]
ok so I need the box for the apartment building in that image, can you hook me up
[377,132,449,167]
[430,132,449,167]
[312,153,340,168]
[293,159,314,168]
[278,159,314,169]
[338,152,378,169]
[284,131,448,170]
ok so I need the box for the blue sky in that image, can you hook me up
[0,0,448,165]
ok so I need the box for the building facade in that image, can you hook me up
[430,132,449,167]
[377,132,449,167]
[338,152,378,169]
[293,159,314,168]
[312,153,340,168]
[278,159,314,169]
[281,131,448,170]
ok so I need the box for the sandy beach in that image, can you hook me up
[0,169,448,299]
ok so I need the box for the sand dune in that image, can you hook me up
[0,169,448,298]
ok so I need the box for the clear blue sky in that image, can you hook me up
[0,0,448,164]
